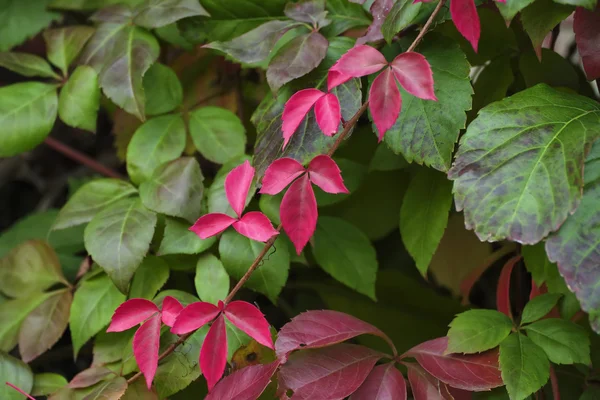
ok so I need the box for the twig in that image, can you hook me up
[550,366,560,400]
[327,102,369,156]
[406,0,446,53]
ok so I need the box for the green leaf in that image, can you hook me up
[126,114,186,184]
[158,217,216,256]
[84,198,157,293]
[520,294,562,325]
[99,26,160,121]
[155,23,194,50]
[381,0,421,44]
[139,157,205,223]
[499,332,550,400]
[0,292,53,352]
[259,193,284,225]
[83,377,128,400]
[195,254,229,305]
[383,34,472,172]
[447,309,513,354]
[524,319,591,365]
[79,19,131,72]
[581,386,600,400]
[449,84,600,244]
[143,63,183,116]
[321,0,371,37]
[519,49,579,92]
[369,143,409,172]
[58,65,101,133]
[128,255,170,300]
[400,167,453,276]
[0,52,60,79]
[0,352,33,400]
[134,0,209,29]
[314,158,367,206]
[0,82,58,157]
[189,107,246,164]
[471,56,514,116]
[43,26,95,75]
[0,0,60,51]
[496,0,535,22]
[53,179,137,230]
[521,0,574,53]
[553,0,596,9]
[219,230,289,303]
[226,322,251,361]
[313,216,378,300]
[70,273,126,357]
[32,373,68,396]
[49,0,144,9]
[93,330,134,365]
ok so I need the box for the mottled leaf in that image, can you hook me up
[322,0,371,37]
[381,0,421,44]
[69,366,114,389]
[134,0,209,29]
[206,361,279,400]
[44,26,95,75]
[0,293,54,352]
[82,377,128,400]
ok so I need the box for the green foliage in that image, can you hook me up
[58,66,101,132]
[0,352,33,400]
[189,107,247,164]
[520,294,562,325]
[524,319,590,365]
[195,254,229,305]
[31,373,68,396]
[447,309,513,354]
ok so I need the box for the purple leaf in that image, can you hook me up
[284,0,329,27]
[369,67,401,141]
[233,212,279,242]
[280,174,318,255]
[225,160,255,218]
[190,213,237,239]
[406,363,452,400]
[350,363,407,400]
[201,314,228,391]
[133,313,162,389]
[308,155,349,194]
[356,0,395,45]
[107,298,159,332]
[224,301,274,349]
[314,93,341,136]
[574,4,600,81]
[171,301,221,334]
[207,361,280,400]
[260,158,306,195]
[282,89,325,149]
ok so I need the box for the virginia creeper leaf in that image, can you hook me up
[390,52,436,101]
[381,0,421,45]
[161,296,184,328]
[520,0,574,58]
[406,363,452,400]
[574,4,600,81]
[133,313,162,389]
[0,52,60,79]
[282,89,325,148]
[232,212,279,242]
[0,352,33,400]
[281,174,318,255]
[189,107,246,164]
[43,26,95,75]
[195,254,229,305]
[350,363,407,400]
[322,0,371,37]
[225,160,254,218]
[171,302,220,334]
[129,256,170,300]
[284,0,328,25]
[329,45,387,89]
[520,293,562,325]
[190,213,237,240]
[523,319,590,365]
[206,361,279,400]
[201,314,228,391]
[450,0,480,51]
[158,217,216,256]
[78,20,130,72]
[356,0,394,45]
[308,155,349,194]
[58,65,100,133]
[314,93,341,136]
[496,0,535,22]
[259,158,306,195]
[0,293,54,352]
[121,379,159,399]
[224,301,273,349]
[133,0,209,29]
[369,68,401,141]
[107,298,159,332]
[143,63,183,116]
[447,309,513,354]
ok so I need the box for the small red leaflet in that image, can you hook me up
[161,296,184,327]
[350,363,407,400]
[133,313,162,389]
[202,314,229,391]
[107,298,159,332]
[206,361,280,400]
[574,4,600,81]
[171,301,221,334]
[224,301,274,349]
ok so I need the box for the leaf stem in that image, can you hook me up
[406,0,446,53]
[550,366,561,400]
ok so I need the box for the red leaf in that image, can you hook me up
[450,0,480,52]
[404,337,502,391]
[276,310,395,362]
[260,158,306,195]
[327,70,352,92]
[282,89,325,149]
[329,45,387,86]
[350,363,407,400]
[307,155,349,194]
[233,212,279,242]
[278,343,382,400]
[225,160,255,218]
[406,363,452,400]
[133,313,162,389]
[280,174,318,255]
[69,366,114,388]
[190,213,237,239]
[161,296,183,327]
[107,298,159,332]
[369,67,401,141]
[574,5,600,80]
[390,52,437,101]
[206,361,280,400]
[496,255,520,319]
[171,301,221,334]
[224,301,274,349]
[314,93,341,136]
[201,314,228,391]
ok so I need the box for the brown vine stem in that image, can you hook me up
[549,366,561,400]
[406,0,445,53]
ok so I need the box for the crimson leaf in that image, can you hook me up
[224,301,274,349]
[107,298,159,332]
[171,302,220,334]
[350,363,407,400]
[280,174,318,254]
[201,314,228,391]
[206,361,280,400]
[133,313,162,389]
[307,155,349,194]
[161,296,183,327]
[260,158,306,195]
[232,212,279,242]
[225,160,255,218]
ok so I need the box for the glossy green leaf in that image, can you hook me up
[195,253,229,305]
[129,255,170,300]
[143,63,183,116]
[0,82,58,157]
[126,114,186,184]
[84,198,157,293]
[0,292,53,352]
[0,52,60,79]
[519,49,579,91]
[0,0,60,51]
[31,373,68,396]
[139,157,204,223]
[189,107,246,164]
[58,65,101,132]
[524,319,590,365]
[158,217,216,256]
[154,289,199,307]
[70,273,126,356]
[521,0,574,54]
[447,309,513,354]
[134,0,209,29]
[219,230,289,303]
[43,26,95,75]
[314,158,367,206]
[520,294,562,325]
[321,0,371,37]
[0,352,33,400]
[381,0,421,44]
[496,0,535,22]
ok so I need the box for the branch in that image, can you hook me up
[407,0,445,53]
[550,365,560,400]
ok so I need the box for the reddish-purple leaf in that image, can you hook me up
[190,213,237,239]
[350,363,407,400]
[224,301,274,349]
[260,158,306,195]
[330,45,387,82]
[107,298,159,332]
[356,0,395,45]
[404,337,503,391]
[171,301,221,334]
[278,343,382,400]
[307,155,349,194]
[225,160,255,218]
[5,383,35,400]
[314,93,341,136]
[233,212,279,242]
[369,67,401,141]
[275,310,395,362]
[206,361,280,400]
[133,313,162,389]
[280,174,318,255]
[327,70,352,91]
[161,296,183,327]
[574,5,600,81]
[69,366,114,389]
[201,314,228,391]
[497,256,520,319]
[282,89,325,149]
[450,0,480,52]
[406,363,451,400]
[390,52,437,101]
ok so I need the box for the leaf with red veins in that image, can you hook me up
[574,5,600,81]
[133,313,162,389]
[406,363,452,400]
[207,361,280,400]
[356,0,395,45]
[350,363,407,400]
[224,301,274,349]
[278,343,382,400]
[190,213,237,239]
[280,174,318,255]
[390,52,437,101]
[233,211,279,242]
[225,160,255,218]
[202,314,229,391]
[330,45,387,81]
[450,0,480,52]
[161,296,184,327]
[307,155,349,194]
[327,69,352,91]
[171,301,221,334]
[282,89,325,149]
[404,337,503,391]
[369,67,401,141]
[497,256,520,319]
[107,298,159,332]
[259,158,306,195]
[314,93,341,136]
